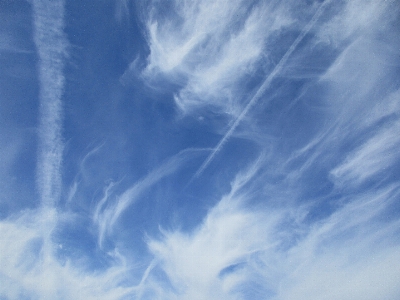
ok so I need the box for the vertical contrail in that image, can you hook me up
[193,0,331,179]
[33,0,68,208]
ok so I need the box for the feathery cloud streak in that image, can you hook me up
[142,0,293,115]
[144,165,400,299]
[93,149,207,248]
[193,0,332,178]
[33,0,67,208]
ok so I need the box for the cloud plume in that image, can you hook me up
[33,0,68,208]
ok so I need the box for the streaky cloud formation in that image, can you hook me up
[93,148,208,248]
[331,120,400,188]
[142,0,293,116]
[145,174,400,300]
[0,209,146,300]
[193,0,332,179]
[1,0,400,299]
[32,0,68,208]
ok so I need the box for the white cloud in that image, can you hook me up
[317,0,395,46]
[3,1,399,299]
[93,149,207,248]
[273,185,400,300]
[147,189,281,298]
[331,121,400,187]
[282,2,400,183]
[144,167,400,299]
[2,162,399,299]
[0,209,151,300]
[192,1,331,178]
[276,247,400,300]
[140,0,293,116]
[33,0,68,207]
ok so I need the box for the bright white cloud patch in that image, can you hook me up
[143,0,293,116]
[0,210,142,300]
[142,167,400,299]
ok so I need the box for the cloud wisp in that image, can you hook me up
[33,0,68,208]
[140,0,294,116]
[0,210,154,300]
[134,1,400,298]
[93,149,207,249]
[192,0,332,179]
[143,161,400,299]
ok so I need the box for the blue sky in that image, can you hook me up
[1,0,400,299]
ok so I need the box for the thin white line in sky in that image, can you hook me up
[192,0,331,179]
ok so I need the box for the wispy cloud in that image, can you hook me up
[274,186,400,300]
[0,148,205,299]
[1,165,399,299]
[192,0,331,179]
[143,163,400,299]
[146,163,284,298]
[331,121,400,188]
[33,0,68,208]
[140,0,293,116]
[134,2,400,297]
[278,1,400,187]
[0,209,150,300]
[1,0,400,299]
[93,149,207,248]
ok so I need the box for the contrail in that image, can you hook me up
[33,0,68,208]
[192,0,331,179]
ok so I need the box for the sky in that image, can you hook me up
[1,0,400,299]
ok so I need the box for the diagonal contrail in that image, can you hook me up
[33,0,68,208]
[192,0,331,179]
